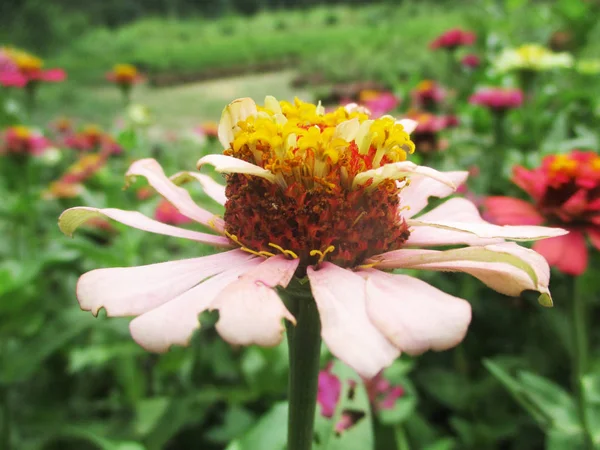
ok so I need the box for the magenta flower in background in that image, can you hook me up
[1,126,49,156]
[430,28,476,50]
[461,54,481,69]
[470,88,524,113]
[412,80,446,111]
[358,90,400,118]
[317,363,404,432]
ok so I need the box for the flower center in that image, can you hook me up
[113,64,138,82]
[222,97,415,270]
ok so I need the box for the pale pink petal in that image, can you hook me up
[59,206,232,247]
[533,231,588,276]
[77,250,254,316]
[307,263,400,379]
[402,171,469,219]
[407,216,567,242]
[126,159,225,232]
[129,259,261,352]
[484,197,545,226]
[353,161,458,190]
[361,269,471,355]
[170,171,227,206]
[197,154,277,184]
[211,255,299,346]
[218,97,258,148]
[406,198,503,246]
[368,242,553,306]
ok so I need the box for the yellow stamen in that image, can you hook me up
[310,245,336,264]
[268,243,299,259]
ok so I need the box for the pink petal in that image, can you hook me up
[307,263,400,379]
[484,197,545,226]
[407,216,567,242]
[40,68,66,82]
[0,72,27,87]
[59,206,231,247]
[406,198,503,246]
[402,171,469,219]
[77,250,254,316]
[318,368,341,417]
[126,159,225,232]
[211,255,299,346]
[533,231,588,276]
[561,190,588,217]
[368,242,553,306]
[129,260,261,352]
[361,269,472,355]
[170,171,227,206]
[196,154,277,184]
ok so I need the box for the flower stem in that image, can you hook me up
[570,275,594,450]
[284,282,322,450]
[0,385,10,450]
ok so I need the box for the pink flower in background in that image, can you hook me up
[485,151,600,275]
[60,97,564,379]
[412,80,446,111]
[462,54,481,69]
[317,363,404,432]
[0,48,65,88]
[155,199,193,225]
[358,90,400,118]
[404,111,451,153]
[1,126,49,156]
[64,125,122,155]
[470,88,524,112]
[430,28,476,50]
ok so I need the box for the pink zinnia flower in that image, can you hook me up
[196,121,219,140]
[470,88,524,112]
[485,151,600,276]
[430,28,476,50]
[403,111,451,154]
[462,54,481,68]
[60,97,564,378]
[358,90,400,118]
[1,126,49,156]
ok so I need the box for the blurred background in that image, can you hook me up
[1,0,599,449]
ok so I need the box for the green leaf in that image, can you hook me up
[225,402,288,450]
[206,406,256,443]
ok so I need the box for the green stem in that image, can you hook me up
[284,282,322,450]
[0,385,10,450]
[394,425,410,450]
[571,275,594,450]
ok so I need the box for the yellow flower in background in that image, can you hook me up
[494,44,573,73]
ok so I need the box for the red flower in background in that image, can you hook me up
[196,121,219,140]
[485,151,600,275]
[45,153,108,199]
[0,47,65,88]
[404,111,453,153]
[412,80,446,111]
[461,54,481,68]
[64,124,122,155]
[470,88,524,112]
[430,28,476,50]
[1,126,49,156]
[154,199,192,225]
[106,64,144,87]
